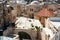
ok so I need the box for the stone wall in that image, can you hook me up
[0,3,4,28]
[14,29,37,40]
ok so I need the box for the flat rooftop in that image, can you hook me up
[49,17,60,22]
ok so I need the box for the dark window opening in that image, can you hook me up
[30,9,33,11]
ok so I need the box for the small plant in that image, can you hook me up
[35,26,40,29]
[30,27,35,30]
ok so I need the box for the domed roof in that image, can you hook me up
[29,1,40,5]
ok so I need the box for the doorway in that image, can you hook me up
[18,32,31,40]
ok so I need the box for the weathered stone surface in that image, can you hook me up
[0,3,3,28]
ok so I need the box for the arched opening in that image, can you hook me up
[18,32,32,40]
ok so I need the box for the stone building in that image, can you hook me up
[0,3,4,29]
[10,10,17,23]
[3,5,14,30]
[44,17,60,40]
[47,3,58,11]
[15,17,43,40]
[0,2,3,36]
[16,4,23,17]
